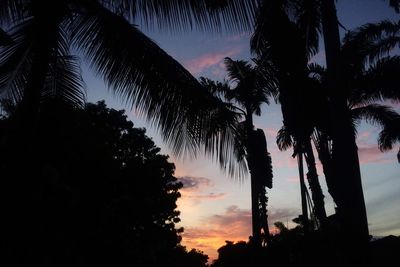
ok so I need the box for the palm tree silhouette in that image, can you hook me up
[200,57,276,248]
[0,0,257,158]
[252,0,400,248]
[307,20,400,185]
[251,0,328,231]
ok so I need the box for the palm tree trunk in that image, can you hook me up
[303,138,327,228]
[245,112,261,248]
[313,132,339,206]
[320,0,369,263]
[297,149,309,232]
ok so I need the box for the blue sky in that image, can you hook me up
[83,0,400,259]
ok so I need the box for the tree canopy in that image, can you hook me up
[1,100,208,267]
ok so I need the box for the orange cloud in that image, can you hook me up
[181,206,297,261]
[177,176,227,207]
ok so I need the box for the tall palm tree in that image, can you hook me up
[200,57,276,248]
[252,0,400,247]
[0,0,258,164]
[308,19,400,177]
[251,0,328,231]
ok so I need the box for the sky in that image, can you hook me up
[83,0,400,261]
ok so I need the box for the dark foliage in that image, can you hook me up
[211,223,400,267]
[0,101,207,267]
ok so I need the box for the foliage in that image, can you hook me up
[0,100,207,267]
[0,0,257,177]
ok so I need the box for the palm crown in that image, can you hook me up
[0,0,257,159]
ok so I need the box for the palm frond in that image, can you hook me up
[224,57,253,83]
[199,77,230,100]
[342,20,400,68]
[0,19,33,104]
[276,125,293,151]
[343,20,400,44]
[349,56,400,105]
[224,56,277,113]
[100,0,258,32]
[199,76,249,179]
[292,0,321,57]
[42,55,86,107]
[389,0,400,13]
[351,104,400,131]
[41,23,86,107]
[71,4,248,176]
[0,0,28,24]
[200,100,248,179]
[378,122,400,152]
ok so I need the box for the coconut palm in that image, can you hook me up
[200,57,276,248]
[0,0,258,164]
[252,0,400,246]
[251,0,328,231]
[308,19,400,168]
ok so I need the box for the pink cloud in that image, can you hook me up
[185,192,226,200]
[184,48,240,75]
[177,176,226,205]
[358,144,395,164]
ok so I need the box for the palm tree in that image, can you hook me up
[318,0,400,244]
[307,19,400,177]
[252,0,400,247]
[0,2,261,264]
[251,0,328,231]
[0,0,258,165]
[200,57,276,248]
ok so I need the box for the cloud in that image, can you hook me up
[178,176,213,191]
[186,192,226,200]
[358,144,395,164]
[181,206,297,261]
[183,48,240,75]
[177,176,226,205]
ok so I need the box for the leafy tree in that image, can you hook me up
[1,100,206,267]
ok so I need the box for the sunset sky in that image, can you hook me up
[83,0,400,260]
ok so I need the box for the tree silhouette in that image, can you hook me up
[306,20,400,200]
[200,57,276,248]
[252,1,400,263]
[0,0,258,167]
[252,0,328,230]
[1,100,208,267]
